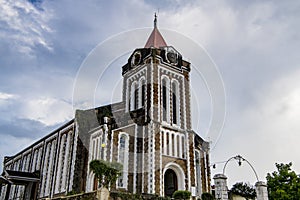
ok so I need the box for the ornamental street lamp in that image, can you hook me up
[222,155,259,182]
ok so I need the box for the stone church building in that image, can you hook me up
[0,16,210,199]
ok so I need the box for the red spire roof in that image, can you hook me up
[144,14,167,48]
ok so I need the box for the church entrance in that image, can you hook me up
[164,169,178,197]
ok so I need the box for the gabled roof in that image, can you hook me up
[144,14,167,48]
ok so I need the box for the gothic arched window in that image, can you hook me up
[181,136,185,158]
[55,134,66,193]
[195,150,202,195]
[139,78,146,108]
[162,77,170,122]
[118,133,129,188]
[130,82,138,111]
[172,81,179,125]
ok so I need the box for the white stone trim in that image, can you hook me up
[68,124,78,192]
[110,130,114,163]
[186,133,191,190]
[117,132,129,189]
[126,78,130,112]
[125,67,147,112]
[133,125,137,193]
[141,125,145,193]
[151,123,155,193]
[163,162,186,196]
[160,128,163,196]
[182,75,187,129]
[203,151,208,191]
[161,128,185,159]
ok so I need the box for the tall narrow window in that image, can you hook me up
[130,82,137,111]
[195,151,202,195]
[161,131,164,154]
[181,136,185,158]
[118,134,128,188]
[138,78,146,108]
[166,132,169,155]
[172,81,179,125]
[162,79,167,121]
[141,81,145,107]
[134,87,138,110]
[171,134,175,156]
[176,135,180,157]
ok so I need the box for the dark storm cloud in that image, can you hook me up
[0,118,56,138]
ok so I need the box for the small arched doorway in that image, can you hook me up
[164,169,178,197]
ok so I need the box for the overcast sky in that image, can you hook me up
[1,0,300,188]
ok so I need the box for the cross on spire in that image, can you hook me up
[154,12,157,28]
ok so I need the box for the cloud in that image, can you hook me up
[20,97,73,126]
[1,0,300,189]
[0,117,56,138]
[0,92,18,100]
[0,92,19,111]
[0,134,37,172]
[212,68,300,186]
[0,0,53,55]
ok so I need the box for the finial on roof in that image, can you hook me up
[154,12,157,28]
[144,13,167,48]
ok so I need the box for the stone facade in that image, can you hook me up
[0,20,210,200]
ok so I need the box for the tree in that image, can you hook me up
[89,160,122,188]
[229,182,256,200]
[266,162,300,200]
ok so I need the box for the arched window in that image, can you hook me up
[130,81,138,111]
[55,134,66,193]
[141,80,146,107]
[166,132,169,156]
[168,133,173,156]
[195,150,202,195]
[162,77,170,122]
[181,136,185,158]
[32,150,38,172]
[164,131,167,155]
[171,134,175,156]
[118,133,129,188]
[41,143,50,196]
[36,148,42,171]
[61,132,72,191]
[138,78,146,108]
[172,81,179,125]
[176,135,180,157]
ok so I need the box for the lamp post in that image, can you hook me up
[213,155,268,200]
[222,155,259,182]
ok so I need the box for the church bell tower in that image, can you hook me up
[119,14,203,196]
[122,14,192,130]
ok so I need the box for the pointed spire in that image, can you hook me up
[144,13,167,48]
[154,12,157,28]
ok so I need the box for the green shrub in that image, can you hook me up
[172,190,191,199]
[201,192,214,200]
[110,191,142,200]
